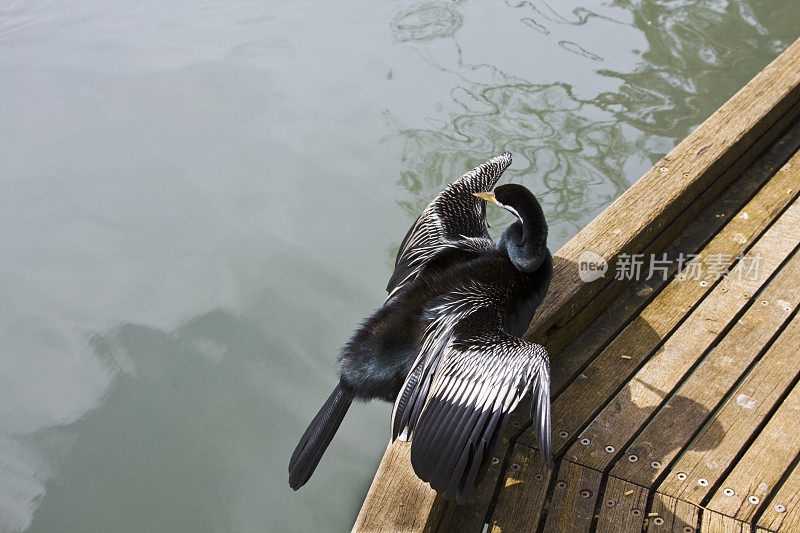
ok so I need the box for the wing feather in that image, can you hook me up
[386,153,511,298]
[392,290,552,502]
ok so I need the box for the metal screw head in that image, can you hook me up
[534,473,543,481]
[491,457,499,465]
[748,495,760,505]
[556,481,567,489]
[604,445,616,453]
[676,472,687,480]
[653,517,665,526]
[628,454,639,462]
[558,430,569,438]
[605,499,616,507]
[580,438,591,446]
[579,489,592,499]
[698,478,708,486]
[650,460,662,469]
[699,281,709,287]
[683,527,694,533]
[776,504,787,513]
[511,463,521,472]
[723,488,735,496]
[631,508,642,516]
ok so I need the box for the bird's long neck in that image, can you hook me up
[498,197,548,273]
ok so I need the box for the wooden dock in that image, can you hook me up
[353,36,800,532]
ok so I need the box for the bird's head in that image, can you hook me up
[473,184,548,272]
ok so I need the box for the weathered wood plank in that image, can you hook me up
[568,196,800,472]
[551,176,800,461]
[657,310,800,505]
[700,509,752,532]
[541,461,602,533]
[647,493,700,532]
[516,122,800,454]
[351,440,442,533]
[706,378,800,523]
[544,121,800,397]
[596,476,648,532]
[524,37,800,347]
[485,444,552,532]
[539,103,800,358]
[611,245,800,487]
[757,456,800,531]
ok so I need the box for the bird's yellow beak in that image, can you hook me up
[473,191,498,204]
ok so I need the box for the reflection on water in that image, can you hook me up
[389,0,795,246]
[0,0,798,531]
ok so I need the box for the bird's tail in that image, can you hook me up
[288,382,354,490]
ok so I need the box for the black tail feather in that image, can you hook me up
[288,382,353,490]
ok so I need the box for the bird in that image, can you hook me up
[288,152,553,502]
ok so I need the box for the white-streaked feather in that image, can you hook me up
[386,153,511,300]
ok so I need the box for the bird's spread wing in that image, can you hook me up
[386,153,512,299]
[391,284,551,502]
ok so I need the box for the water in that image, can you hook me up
[0,1,797,531]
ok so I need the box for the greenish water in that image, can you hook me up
[0,1,797,531]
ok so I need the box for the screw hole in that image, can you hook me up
[653,517,665,525]
[698,478,708,486]
[604,445,616,453]
[579,489,592,499]
[631,508,642,516]
[580,438,591,446]
[558,430,569,438]
[628,454,638,462]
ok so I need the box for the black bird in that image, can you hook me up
[288,153,553,502]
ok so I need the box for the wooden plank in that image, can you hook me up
[611,246,800,487]
[523,37,800,347]
[540,104,800,358]
[568,196,800,472]
[596,476,648,532]
[757,457,800,531]
[351,440,442,533]
[706,378,800,523]
[517,123,800,450]
[547,121,800,393]
[549,174,800,460]
[647,493,700,532]
[485,443,551,532]
[540,461,602,533]
[657,310,800,505]
[700,509,752,532]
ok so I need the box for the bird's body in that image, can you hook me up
[289,153,553,502]
[339,245,551,402]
